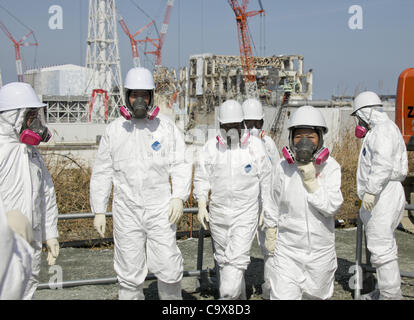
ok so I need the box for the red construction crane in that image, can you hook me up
[0,21,38,82]
[227,0,264,96]
[118,15,154,68]
[139,0,175,67]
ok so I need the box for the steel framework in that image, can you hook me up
[85,0,124,123]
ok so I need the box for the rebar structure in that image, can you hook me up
[85,0,124,123]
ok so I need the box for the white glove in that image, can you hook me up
[169,198,184,224]
[258,208,265,232]
[197,199,210,230]
[46,238,59,266]
[265,227,277,255]
[6,210,33,245]
[94,213,106,238]
[362,193,376,211]
[297,161,320,193]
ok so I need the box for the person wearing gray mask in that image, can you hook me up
[263,105,343,300]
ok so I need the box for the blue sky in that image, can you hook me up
[0,0,413,99]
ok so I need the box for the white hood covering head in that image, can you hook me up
[0,108,26,143]
[356,106,387,128]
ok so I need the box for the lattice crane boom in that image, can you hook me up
[227,0,264,97]
[0,21,37,82]
[139,0,174,67]
[118,15,154,67]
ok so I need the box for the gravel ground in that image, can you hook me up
[33,228,414,300]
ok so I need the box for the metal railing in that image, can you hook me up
[38,208,218,290]
[40,204,414,294]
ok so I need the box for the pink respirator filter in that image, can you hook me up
[216,135,226,147]
[282,146,295,164]
[148,106,160,120]
[355,125,367,139]
[120,106,131,120]
[240,131,250,146]
[19,129,42,146]
[314,148,330,165]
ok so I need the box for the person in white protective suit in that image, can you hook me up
[0,195,34,300]
[351,91,408,300]
[242,98,280,300]
[90,67,192,300]
[194,99,275,300]
[264,105,343,300]
[0,82,60,300]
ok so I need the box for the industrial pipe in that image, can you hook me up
[38,269,215,290]
[58,208,199,220]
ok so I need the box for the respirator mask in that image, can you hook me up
[354,115,370,139]
[244,119,265,139]
[120,89,159,120]
[282,128,329,165]
[216,123,250,148]
[19,108,51,146]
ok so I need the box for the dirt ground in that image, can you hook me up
[33,228,414,300]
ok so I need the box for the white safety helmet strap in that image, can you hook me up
[289,125,325,153]
[287,106,327,152]
[352,91,383,115]
[124,67,155,110]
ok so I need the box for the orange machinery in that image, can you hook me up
[396,68,414,151]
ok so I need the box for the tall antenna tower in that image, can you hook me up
[85,0,124,123]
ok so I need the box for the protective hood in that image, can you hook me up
[357,107,388,128]
[0,109,25,144]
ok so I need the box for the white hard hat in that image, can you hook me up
[242,98,264,120]
[352,91,382,115]
[0,82,46,112]
[124,67,155,90]
[288,105,328,133]
[218,100,244,124]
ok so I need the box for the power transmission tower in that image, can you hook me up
[85,0,124,123]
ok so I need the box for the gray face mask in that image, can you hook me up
[294,137,315,163]
[131,96,148,119]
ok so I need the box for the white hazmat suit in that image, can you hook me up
[256,134,280,299]
[0,84,59,300]
[0,196,33,300]
[265,106,343,300]
[353,92,408,300]
[194,133,274,299]
[241,98,281,299]
[266,156,343,299]
[90,113,192,300]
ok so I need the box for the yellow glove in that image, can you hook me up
[94,213,106,238]
[197,199,210,230]
[265,227,277,255]
[46,238,59,266]
[6,210,33,245]
[169,198,184,224]
[362,193,376,211]
[297,162,319,193]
